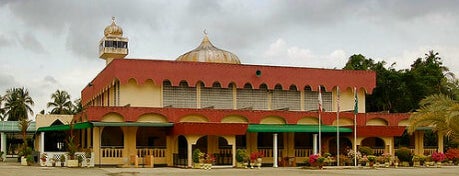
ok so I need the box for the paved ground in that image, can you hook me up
[1,161,459,176]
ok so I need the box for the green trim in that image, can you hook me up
[247,124,352,133]
[91,122,173,127]
[36,122,92,132]
[0,121,36,132]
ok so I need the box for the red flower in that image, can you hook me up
[431,152,446,162]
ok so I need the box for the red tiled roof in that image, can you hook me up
[81,59,376,104]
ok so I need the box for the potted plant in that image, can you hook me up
[18,119,32,166]
[412,154,424,167]
[367,155,376,167]
[381,153,392,167]
[84,148,92,167]
[395,147,412,167]
[236,149,248,168]
[425,155,433,167]
[77,155,83,167]
[192,149,203,168]
[202,153,215,170]
[40,153,48,166]
[66,121,80,167]
[446,148,459,165]
[431,152,446,167]
[308,154,325,169]
[250,151,264,169]
[50,157,57,167]
[60,155,66,167]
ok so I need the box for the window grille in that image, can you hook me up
[163,81,196,108]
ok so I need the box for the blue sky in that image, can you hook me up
[1,0,459,119]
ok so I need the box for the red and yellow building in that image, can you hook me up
[34,18,443,167]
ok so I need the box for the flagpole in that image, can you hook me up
[318,85,322,155]
[336,86,340,166]
[353,87,358,167]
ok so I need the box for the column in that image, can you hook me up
[414,130,424,155]
[1,132,6,160]
[437,133,444,153]
[231,139,236,167]
[40,132,45,153]
[273,133,278,167]
[313,134,318,154]
[187,142,192,168]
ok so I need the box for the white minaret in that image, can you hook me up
[99,17,128,65]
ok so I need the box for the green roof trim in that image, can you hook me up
[36,122,92,132]
[91,122,173,127]
[0,121,36,132]
[247,124,352,133]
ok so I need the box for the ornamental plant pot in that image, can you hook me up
[21,156,28,166]
[67,159,79,167]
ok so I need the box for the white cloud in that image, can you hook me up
[262,38,347,69]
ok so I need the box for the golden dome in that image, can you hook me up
[104,17,123,37]
[176,33,241,64]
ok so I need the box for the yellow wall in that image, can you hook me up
[35,114,74,128]
[333,87,365,113]
[119,79,161,107]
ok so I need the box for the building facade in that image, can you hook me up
[33,18,443,167]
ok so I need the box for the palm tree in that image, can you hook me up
[408,94,459,141]
[0,95,5,121]
[47,90,73,114]
[3,87,34,121]
[72,98,83,114]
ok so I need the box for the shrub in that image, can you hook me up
[446,148,459,161]
[431,152,446,162]
[395,147,412,162]
[236,149,248,162]
[192,149,202,163]
[358,146,374,156]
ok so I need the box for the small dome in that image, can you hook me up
[104,17,123,37]
[176,34,241,64]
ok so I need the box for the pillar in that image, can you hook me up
[273,133,278,167]
[165,135,174,166]
[232,142,236,167]
[93,127,102,166]
[1,132,6,160]
[187,141,192,168]
[40,132,45,153]
[438,133,444,153]
[414,131,424,155]
[313,134,318,154]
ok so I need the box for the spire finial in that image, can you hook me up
[203,29,207,35]
[112,16,116,23]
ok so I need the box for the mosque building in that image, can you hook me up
[29,18,443,167]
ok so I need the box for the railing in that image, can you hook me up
[424,147,438,155]
[101,147,123,158]
[258,148,283,158]
[402,147,438,155]
[173,153,187,167]
[295,148,313,157]
[136,148,166,158]
[372,148,385,156]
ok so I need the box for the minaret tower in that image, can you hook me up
[99,17,128,65]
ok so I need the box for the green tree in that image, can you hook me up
[343,51,457,113]
[408,94,459,142]
[47,90,73,114]
[343,54,375,70]
[407,50,450,111]
[72,98,83,114]
[0,95,5,121]
[3,87,34,121]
